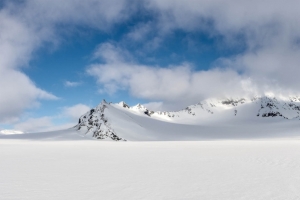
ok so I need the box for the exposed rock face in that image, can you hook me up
[75,100,126,141]
[256,96,300,119]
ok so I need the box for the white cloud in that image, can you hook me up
[0,4,57,123]
[12,104,90,133]
[13,116,77,133]
[87,39,300,110]
[0,0,133,124]
[62,104,90,121]
[13,117,53,133]
[87,43,260,109]
[0,68,57,123]
[64,81,82,87]
[144,0,300,95]
[146,0,300,35]
[126,22,153,42]
[0,129,24,135]
[2,0,300,120]
[143,102,164,111]
[84,0,300,109]
[21,0,133,30]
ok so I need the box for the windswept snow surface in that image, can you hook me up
[1,140,300,200]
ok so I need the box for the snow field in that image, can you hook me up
[1,140,300,200]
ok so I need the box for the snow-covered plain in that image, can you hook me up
[1,139,300,200]
[2,97,300,199]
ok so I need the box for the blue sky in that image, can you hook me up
[1,0,300,132]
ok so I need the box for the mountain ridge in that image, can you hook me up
[75,95,300,141]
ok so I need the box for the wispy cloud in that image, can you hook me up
[64,81,82,87]
[12,104,90,133]
[0,129,24,135]
[13,117,53,133]
[62,104,90,121]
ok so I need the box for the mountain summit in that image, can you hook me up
[75,96,300,141]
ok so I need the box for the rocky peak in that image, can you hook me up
[76,100,126,141]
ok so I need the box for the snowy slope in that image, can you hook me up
[74,96,300,141]
[2,96,300,141]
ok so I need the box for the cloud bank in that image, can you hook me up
[86,0,300,109]
[1,0,300,119]
[87,43,258,109]
[0,0,133,123]
[0,7,59,123]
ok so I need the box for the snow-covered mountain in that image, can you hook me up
[75,96,300,141]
